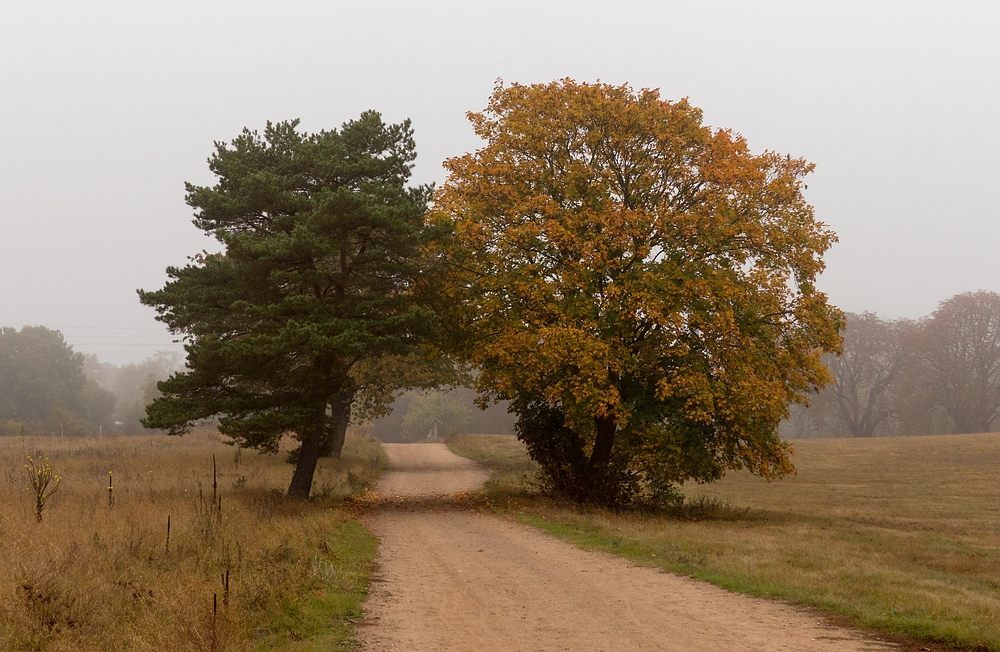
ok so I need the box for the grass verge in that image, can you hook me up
[0,429,384,651]
[445,433,540,499]
[447,432,1000,651]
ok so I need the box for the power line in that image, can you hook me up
[0,323,183,348]
[54,335,178,341]
[0,322,168,332]
[73,343,185,348]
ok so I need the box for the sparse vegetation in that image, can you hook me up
[0,429,384,651]
[449,432,1000,651]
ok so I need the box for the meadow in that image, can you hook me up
[449,432,1000,651]
[0,430,385,651]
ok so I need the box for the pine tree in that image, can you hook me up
[140,114,437,497]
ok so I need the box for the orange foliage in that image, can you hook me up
[430,80,842,503]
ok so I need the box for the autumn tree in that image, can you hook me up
[827,312,911,437]
[913,291,1000,434]
[140,114,439,498]
[431,80,843,505]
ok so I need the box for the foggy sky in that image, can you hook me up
[2,1,997,365]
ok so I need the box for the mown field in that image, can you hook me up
[448,432,1000,651]
[0,430,385,652]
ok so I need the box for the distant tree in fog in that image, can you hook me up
[346,353,466,449]
[113,351,184,434]
[914,291,1000,434]
[82,378,116,432]
[0,326,115,434]
[827,313,910,437]
[0,326,84,424]
[82,351,184,434]
[365,386,516,442]
[784,293,1000,439]
[400,390,470,441]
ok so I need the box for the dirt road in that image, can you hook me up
[358,443,893,651]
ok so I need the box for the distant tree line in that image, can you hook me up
[783,291,1000,438]
[0,326,112,435]
[0,325,182,436]
[0,322,510,441]
[83,351,185,434]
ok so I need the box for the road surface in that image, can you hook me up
[357,443,893,652]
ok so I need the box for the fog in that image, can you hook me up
[1,1,997,364]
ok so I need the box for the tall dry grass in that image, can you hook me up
[0,430,384,651]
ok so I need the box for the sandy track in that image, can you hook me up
[358,443,893,652]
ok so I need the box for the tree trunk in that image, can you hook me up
[318,391,353,459]
[287,427,323,499]
[587,415,617,473]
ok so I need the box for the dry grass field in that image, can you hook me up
[0,430,385,652]
[448,432,1000,651]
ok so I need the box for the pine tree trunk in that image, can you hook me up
[320,401,350,459]
[287,428,323,498]
[318,391,353,459]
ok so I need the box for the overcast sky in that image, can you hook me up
[1,1,997,364]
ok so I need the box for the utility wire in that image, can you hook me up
[0,322,183,348]
[49,335,177,340]
[73,343,185,348]
[0,322,167,331]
